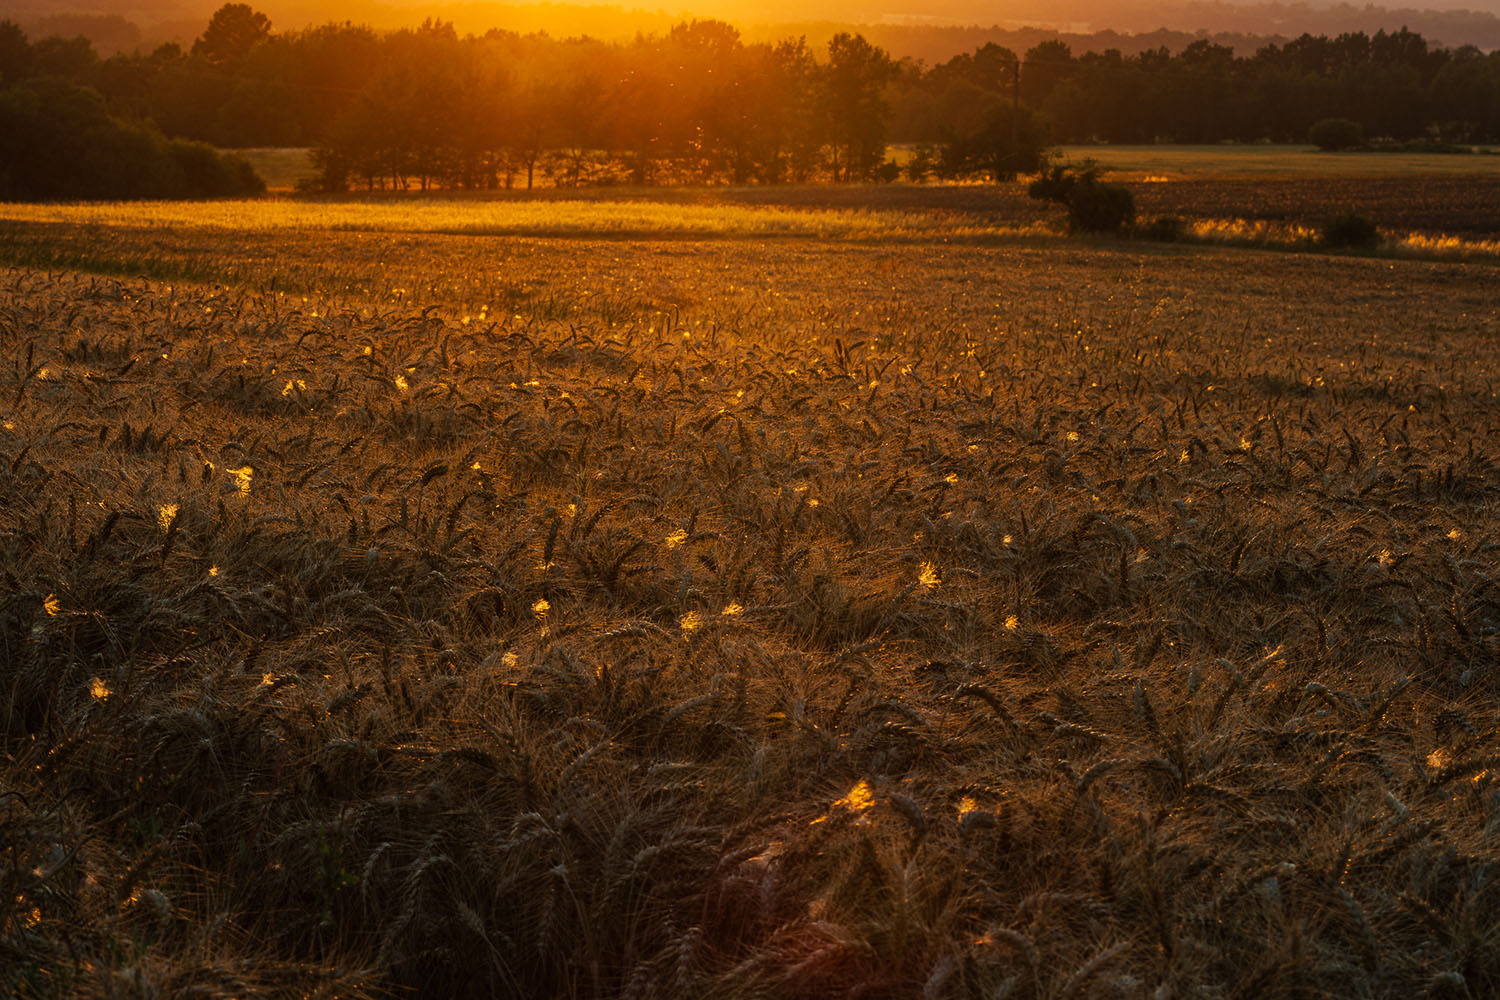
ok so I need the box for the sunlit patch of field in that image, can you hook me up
[1182,217,1500,261]
[0,197,1052,242]
[1059,143,1500,179]
[8,174,1500,267]
[1,217,1499,999]
[233,147,319,191]
[1398,231,1500,256]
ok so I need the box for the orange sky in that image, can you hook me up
[296,0,1500,27]
[9,0,1500,49]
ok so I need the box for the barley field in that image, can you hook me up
[2,200,1499,999]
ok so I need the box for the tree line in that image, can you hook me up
[2,4,1499,196]
[0,75,264,201]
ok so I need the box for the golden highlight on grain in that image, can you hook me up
[230,466,254,495]
[3,178,1496,1000]
[832,780,875,814]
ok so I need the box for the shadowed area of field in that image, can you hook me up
[1,228,1498,997]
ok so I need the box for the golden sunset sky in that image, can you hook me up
[11,0,1500,32]
[7,0,1500,54]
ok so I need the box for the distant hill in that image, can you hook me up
[4,0,1500,55]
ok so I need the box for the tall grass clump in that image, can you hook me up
[1320,210,1381,249]
[1028,161,1136,234]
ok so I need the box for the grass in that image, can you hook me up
[233,147,320,191]
[0,197,1056,242]
[1056,143,1500,178]
[1,198,1498,999]
[9,167,1500,257]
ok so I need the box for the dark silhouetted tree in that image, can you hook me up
[0,22,33,86]
[193,4,271,66]
[1020,39,1073,108]
[941,102,1049,181]
[1309,116,1365,149]
[30,35,97,80]
[0,77,262,199]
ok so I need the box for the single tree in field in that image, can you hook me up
[193,3,270,66]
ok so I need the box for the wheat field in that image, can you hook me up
[2,209,1498,998]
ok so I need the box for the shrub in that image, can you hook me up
[1139,215,1184,241]
[940,103,1051,182]
[1028,160,1136,234]
[903,145,937,183]
[1309,117,1365,151]
[1069,180,1135,233]
[168,139,266,197]
[1321,211,1380,249]
[0,78,265,200]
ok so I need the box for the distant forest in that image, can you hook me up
[2,3,1499,194]
[12,1,1500,56]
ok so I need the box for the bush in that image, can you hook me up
[168,139,266,197]
[1309,117,1365,151]
[1069,181,1135,233]
[1321,211,1380,249]
[1028,160,1136,234]
[904,145,937,182]
[0,78,264,200]
[940,103,1051,182]
[1139,215,1184,241]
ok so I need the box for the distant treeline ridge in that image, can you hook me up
[2,3,1499,194]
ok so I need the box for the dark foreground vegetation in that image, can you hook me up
[1,225,1498,997]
